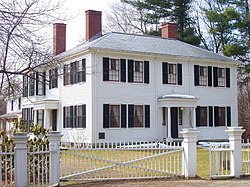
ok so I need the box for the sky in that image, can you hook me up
[63,0,118,49]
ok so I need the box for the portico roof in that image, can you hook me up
[158,94,199,107]
[32,99,59,110]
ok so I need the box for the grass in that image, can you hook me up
[197,148,210,179]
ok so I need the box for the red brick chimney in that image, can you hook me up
[85,10,102,41]
[53,23,66,55]
[161,22,177,39]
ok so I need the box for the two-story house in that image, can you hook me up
[2,10,238,143]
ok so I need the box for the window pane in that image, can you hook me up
[134,105,143,127]
[133,61,143,83]
[218,107,225,126]
[109,59,119,81]
[199,107,207,126]
[167,64,177,84]
[109,105,120,128]
[199,66,207,86]
[218,68,225,87]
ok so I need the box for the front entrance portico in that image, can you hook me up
[158,94,198,140]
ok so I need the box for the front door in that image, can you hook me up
[171,107,178,138]
[51,110,57,131]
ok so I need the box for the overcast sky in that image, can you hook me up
[63,0,118,49]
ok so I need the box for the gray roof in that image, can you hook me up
[59,32,237,63]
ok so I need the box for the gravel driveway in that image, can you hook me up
[62,178,250,187]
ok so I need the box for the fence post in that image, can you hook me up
[12,132,29,187]
[225,127,245,178]
[47,131,63,186]
[180,128,199,178]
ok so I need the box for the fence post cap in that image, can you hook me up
[180,128,199,134]
[225,127,245,133]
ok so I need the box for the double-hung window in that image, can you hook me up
[49,68,58,89]
[128,104,150,128]
[63,105,86,128]
[199,66,207,86]
[64,64,71,86]
[133,61,143,83]
[128,60,149,83]
[218,68,225,87]
[36,109,44,126]
[64,59,86,85]
[109,59,120,81]
[162,62,182,85]
[29,73,35,96]
[109,105,121,128]
[167,64,177,84]
[196,107,208,127]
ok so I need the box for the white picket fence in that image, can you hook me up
[60,141,183,181]
[0,127,249,186]
[209,143,232,178]
[242,139,250,175]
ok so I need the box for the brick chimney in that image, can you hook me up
[85,10,102,41]
[161,22,177,39]
[53,23,66,55]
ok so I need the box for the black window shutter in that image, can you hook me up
[63,65,66,86]
[121,104,127,128]
[73,106,77,128]
[55,68,58,88]
[70,63,73,84]
[128,60,134,82]
[177,64,182,85]
[70,106,74,128]
[145,105,150,128]
[144,61,149,84]
[103,104,109,128]
[128,104,134,128]
[43,72,46,95]
[35,72,39,95]
[83,104,86,128]
[196,106,201,127]
[120,59,126,82]
[214,106,219,126]
[162,62,168,84]
[103,57,109,81]
[49,70,52,89]
[63,107,66,128]
[82,59,86,82]
[226,68,230,88]
[213,67,218,87]
[227,106,231,127]
[208,66,212,87]
[194,65,199,86]
[209,106,213,127]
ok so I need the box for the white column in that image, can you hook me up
[47,131,63,185]
[44,109,49,129]
[12,132,29,187]
[193,107,196,128]
[225,127,245,177]
[180,128,199,178]
[167,107,171,139]
[34,110,37,125]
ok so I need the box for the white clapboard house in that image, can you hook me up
[1,10,238,143]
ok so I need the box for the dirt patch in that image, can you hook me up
[61,178,250,187]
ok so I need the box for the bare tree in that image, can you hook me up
[0,0,66,96]
[104,1,151,34]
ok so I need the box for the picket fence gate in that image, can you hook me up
[60,141,184,181]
